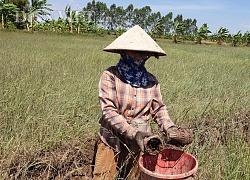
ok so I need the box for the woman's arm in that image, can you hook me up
[99,69,137,139]
[150,83,175,131]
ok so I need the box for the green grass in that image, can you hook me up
[0,30,249,179]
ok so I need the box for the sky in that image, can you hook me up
[46,0,250,34]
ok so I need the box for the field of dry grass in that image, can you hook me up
[0,30,249,179]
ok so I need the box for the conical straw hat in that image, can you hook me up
[103,25,166,56]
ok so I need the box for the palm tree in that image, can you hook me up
[196,23,211,44]
[216,27,229,45]
[25,0,52,31]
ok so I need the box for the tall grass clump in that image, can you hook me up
[0,31,118,178]
[0,31,249,179]
[147,41,250,179]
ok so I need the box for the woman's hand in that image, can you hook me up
[165,126,194,146]
[135,131,153,152]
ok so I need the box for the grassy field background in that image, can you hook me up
[0,30,249,179]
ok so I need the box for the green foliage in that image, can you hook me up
[231,31,242,47]
[65,4,73,32]
[150,19,164,40]
[216,27,229,45]
[116,26,125,36]
[173,22,185,43]
[161,12,173,34]
[0,0,248,45]
[244,30,250,46]
[20,0,52,31]
[8,0,29,10]
[196,23,211,44]
[0,2,19,29]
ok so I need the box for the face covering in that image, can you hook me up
[116,51,150,87]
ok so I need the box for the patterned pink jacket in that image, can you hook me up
[98,66,174,152]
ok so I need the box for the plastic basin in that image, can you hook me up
[139,149,198,180]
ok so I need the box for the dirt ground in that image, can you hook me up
[3,111,249,180]
[4,137,183,180]
[5,138,97,180]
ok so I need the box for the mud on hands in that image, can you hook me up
[135,132,165,155]
[164,126,195,146]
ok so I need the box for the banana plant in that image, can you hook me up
[25,0,52,31]
[65,4,73,33]
[243,30,250,47]
[96,25,105,35]
[72,10,89,34]
[55,17,65,32]
[216,27,229,45]
[74,11,83,34]
[0,0,4,28]
[116,26,125,36]
[33,22,43,31]
[173,22,185,43]
[196,23,211,44]
[151,19,164,40]
[0,1,19,29]
[71,10,78,33]
[231,31,242,47]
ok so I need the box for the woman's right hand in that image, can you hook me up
[135,131,153,152]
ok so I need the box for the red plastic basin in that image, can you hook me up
[139,149,198,180]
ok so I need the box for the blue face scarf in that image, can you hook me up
[116,51,150,87]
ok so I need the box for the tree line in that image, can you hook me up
[1,0,250,46]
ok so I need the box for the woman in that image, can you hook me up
[93,25,193,179]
